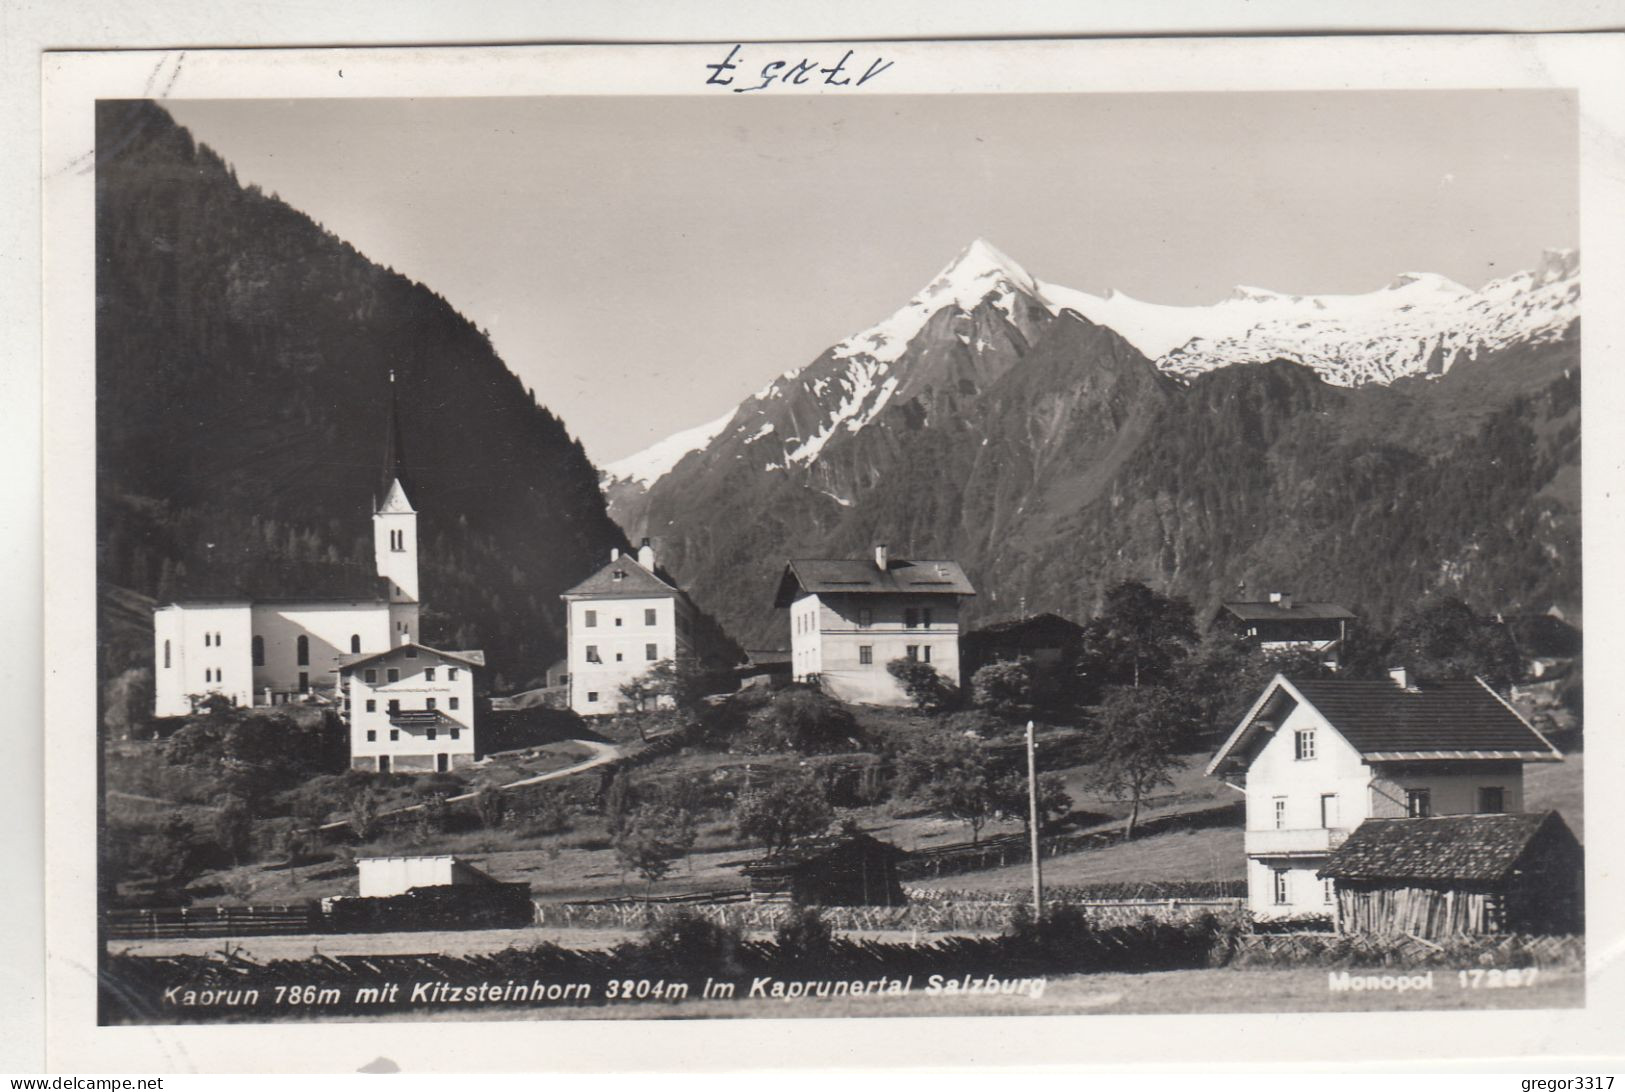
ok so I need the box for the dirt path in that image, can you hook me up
[317,739,621,833]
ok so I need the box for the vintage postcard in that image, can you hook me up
[41,34,1625,1071]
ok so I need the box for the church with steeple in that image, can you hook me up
[152,374,430,718]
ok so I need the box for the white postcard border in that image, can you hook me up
[42,33,1625,1071]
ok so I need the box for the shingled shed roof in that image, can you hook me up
[1216,601,1356,623]
[1206,674,1562,776]
[1319,812,1576,884]
[773,557,975,606]
[738,831,910,877]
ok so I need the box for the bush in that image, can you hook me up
[939,708,1005,738]
[773,906,834,965]
[887,658,959,711]
[804,754,889,807]
[623,909,744,974]
[744,686,860,754]
[971,658,1035,719]
[517,785,572,837]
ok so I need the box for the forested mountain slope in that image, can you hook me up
[96,101,631,687]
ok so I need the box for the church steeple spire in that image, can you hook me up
[376,368,413,514]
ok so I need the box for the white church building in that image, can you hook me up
[152,381,444,719]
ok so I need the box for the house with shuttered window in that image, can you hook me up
[561,538,697,715]
[1207,669,1564,919]
[773,545,975,706]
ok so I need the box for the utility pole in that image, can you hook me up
[1027,719,1043,919]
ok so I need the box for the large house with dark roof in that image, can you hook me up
[773,545,975,706]
[1207,669,1564,919]
[560,538,697,715]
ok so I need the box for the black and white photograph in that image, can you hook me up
[34,32,1625,1070]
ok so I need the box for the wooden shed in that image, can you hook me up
[739,831,909,907]
[1320,811,1582,938]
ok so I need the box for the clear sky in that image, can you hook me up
[165,90,1577,465]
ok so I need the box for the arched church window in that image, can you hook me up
[163,640,171,669]
[252,636,265,666]
[350,634,361,654]
[296,635,310,666]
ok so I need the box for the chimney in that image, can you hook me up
[1389,666,1411,690]
[610,547,620,562]
[874,544,889,571]
[1270,591,1293,610]
[638,537,656,570]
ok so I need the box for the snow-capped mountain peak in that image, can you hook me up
[833,237,1043,368]
[602,406,736,487]
[605,240,1579,492]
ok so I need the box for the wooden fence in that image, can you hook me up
[1224,930,1584,970]
[105,903,321,940]
[537,894,1243,933]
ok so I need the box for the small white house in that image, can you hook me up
[356,854,500,898]
[560,539,697,716]
[773,546,975,706]
[1207,669,1563,919]
[339,643,484,773]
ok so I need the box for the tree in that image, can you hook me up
[896,733,997,843]
[618,670,662,724]
[614,804,696,890]
[141,813,201,888]
[213,795,254,866]
[1391,596,1522,691]
[473,787,508,830]
[971,658,1036,719]
[1181,631,1333,741]
[1078,581,1198,694]
[886,657,959,712]
[1086,685,1192,839]
[989,770,1073,836]
[603,772,634,835]
[101,667,154,740]
[347,784,383,842]
[627,658,716,715]
[736,772,834,857]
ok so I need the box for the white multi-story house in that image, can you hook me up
[338,643,484,773]
[153,379,423,717]
[560,539,697,716]
[773,545,976,706]
[1206,669,1563,918]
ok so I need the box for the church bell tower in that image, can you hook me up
[373,371,420,643]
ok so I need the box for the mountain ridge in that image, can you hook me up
[609,239,1579,648]
[606,241,1579,496]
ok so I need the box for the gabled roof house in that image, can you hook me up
[774,545,975,706]
[1207,669,1563,919]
